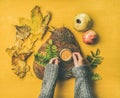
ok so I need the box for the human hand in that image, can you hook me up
[49,57,59,65]
[72,52,84,67]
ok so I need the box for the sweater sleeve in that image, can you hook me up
[39,64,59,98]
[72,65,93,98]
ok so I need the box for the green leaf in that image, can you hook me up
[85,49,104,81]
[86,55,93,63]
[94,58,102,64]
[90,64,97,68]
[34,39,58,66]
[91,73,102,80]
[96,49,100,56]
[52,45,57,49]
[90,51,95,57]
[48,39,53,45]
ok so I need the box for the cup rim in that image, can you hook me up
[60,48,72,62]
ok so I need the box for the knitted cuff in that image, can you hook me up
[44,63,59,80]
[72,65,89,78]
[39,64,59,98]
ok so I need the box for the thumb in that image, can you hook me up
[72,53,78,63]
[54,59,59,65]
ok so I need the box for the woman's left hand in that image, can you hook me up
[49,57,59,65]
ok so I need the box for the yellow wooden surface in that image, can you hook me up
[0,0,120,98]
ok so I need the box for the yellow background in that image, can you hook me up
[0,0,120,98]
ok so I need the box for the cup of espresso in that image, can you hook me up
[60,48,72,62]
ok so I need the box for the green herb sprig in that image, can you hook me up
[86,49,103,80]
[86,49,103,68]
[91,72,102,80]
[34,39,58,66]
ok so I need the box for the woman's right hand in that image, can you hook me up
[72,52,84,67]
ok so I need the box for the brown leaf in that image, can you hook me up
[18,52,33,61]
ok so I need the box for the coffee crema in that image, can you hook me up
[60,48,72,61]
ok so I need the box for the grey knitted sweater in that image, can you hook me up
[39,64,93,98]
